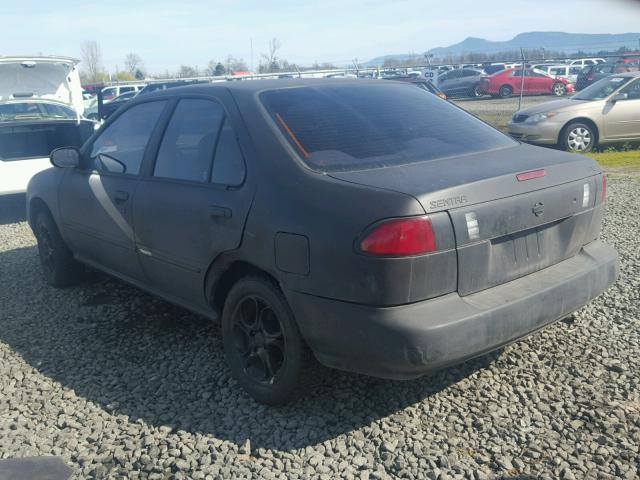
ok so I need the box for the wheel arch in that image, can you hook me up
[558,117,600,146]
[28,196,52,230]
[204,255,282,315]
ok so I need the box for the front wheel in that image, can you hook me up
[222,275,307,405]
[34,210,84,287]
[469,85,483,98]
[552,82,567,96]
[561,122,596,152]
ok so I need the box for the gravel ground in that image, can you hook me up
[0,178,638,480]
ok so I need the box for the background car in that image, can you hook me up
[98,91,139,119]
[0,56,96,195]
[101,84,145,103]
[534,64,583,84]
[508,72,640,152]
[383,76,448,99]
[437,68,485,97]
[479,68,574,98]
[574,63,632,91]
[27,79,617,404]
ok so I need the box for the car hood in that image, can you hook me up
[0,56,84,115]
[515,98,595,115]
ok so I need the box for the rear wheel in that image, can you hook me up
[222,275,307,405]
[499,85,513,98]
[34,210,84,287]
[561,122,596,153]
[552,82,567,96]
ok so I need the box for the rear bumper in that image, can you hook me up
[287,240,618,379]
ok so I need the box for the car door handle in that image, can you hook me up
[209,205,232,219]
[114,190,130,204]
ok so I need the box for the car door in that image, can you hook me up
[530,70,551,93]
[437,72,453,93]
[603,78,640,139]
[58,99,168,281]
[509,70,530,93]
[459,70,478,93]
[132,94,254,311]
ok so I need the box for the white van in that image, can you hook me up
[0,56,96,195]
[567,58,606,68]
[534,64,584,84]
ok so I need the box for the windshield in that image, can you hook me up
[260,83,516,173]
[572,76,634,100]
[0,102,77,121]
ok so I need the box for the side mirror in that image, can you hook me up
[50,147,80,168]
[611,92,628,103]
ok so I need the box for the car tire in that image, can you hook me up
[560,122,596,153]
[222,274,308,405]
[552,83,567,96]
[34,210,84,287]
[471,85,483,98]
[499,85,513,98]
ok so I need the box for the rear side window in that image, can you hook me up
[260,84,515,172]
[154,99,224,182]
[90,100,166,175]
[211,119,246,185]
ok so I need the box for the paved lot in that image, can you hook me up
[0,177,638,479]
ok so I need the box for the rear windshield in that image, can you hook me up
[260,83,515,172]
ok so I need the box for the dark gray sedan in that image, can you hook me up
[26,80,618,404]
[437,68,485,97]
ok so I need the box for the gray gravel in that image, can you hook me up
[0,178,638,480]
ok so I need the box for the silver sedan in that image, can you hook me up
[508,72,640,152]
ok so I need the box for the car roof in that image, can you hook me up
[139,78,390,98]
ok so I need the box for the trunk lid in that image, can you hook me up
[330,144,604,295]
[0,56,84,115]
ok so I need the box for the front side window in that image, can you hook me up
[154,99,224,182]
[90,100,166,175]
[619,79,640,100]
[260,83,516,173]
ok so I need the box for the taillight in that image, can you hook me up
[359,216,437,256]
[601,175,607,202]
[587,75,593,81]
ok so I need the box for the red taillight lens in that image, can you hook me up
[601,175,607,202]
[360,217,437,256]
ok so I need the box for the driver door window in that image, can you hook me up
[620,79,640,100]
[90,101,166,175]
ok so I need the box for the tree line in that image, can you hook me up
[79,38,338,84]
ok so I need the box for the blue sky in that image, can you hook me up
[3,0,639,73]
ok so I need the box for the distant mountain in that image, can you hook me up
[363,32,640,66]
[428,32,640,56]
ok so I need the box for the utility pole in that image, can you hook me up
[250,38,254,73]
[518,48,526,112]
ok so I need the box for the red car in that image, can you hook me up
[479,68,574,98]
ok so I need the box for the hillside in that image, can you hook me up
[364,31,640,65]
